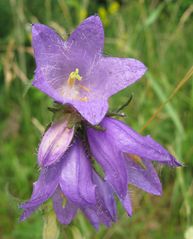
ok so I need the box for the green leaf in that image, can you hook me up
[144,3,165,27]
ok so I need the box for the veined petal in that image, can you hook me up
[21,161,61,209]
[119,191,132,216]
[125,156,162,195]
[20,160,62,220]
[38,117,74,167]
[52,187,78,224]
[20,205,39,221]
[59,139,96,205]
[82,208,100,230]
[82,171,116,229]
[102,117,181,166]
[88,57,147,97]
[87,127,128,199]
[83,207,112,229]
[70,98,108,125]
[32,23,69,103]
[32,23,67,67]
[93,171,116,220]
[67,15,104,62]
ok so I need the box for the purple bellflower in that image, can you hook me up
[21,137,116,229]
[20,116,181,229]
[31,16,147,125]
[20,15,181,229]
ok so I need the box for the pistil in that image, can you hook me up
[67,68,82,87]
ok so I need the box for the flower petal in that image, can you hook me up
[32,23,69,103]
[93,171,117,220]
[119,191,132,216]
[125,157,162,195]
[21,161,61,210]
[82,207,100,229]
[38,117,74,167]
[67,15,104,62]
[103,117,181,166]
[71,98,108,125]
[52,187,78,224]
[83,207,112,229]
[81,171,116,228]
[59,139,96,205]
[20,205,39,221]
[88,57,147,97]
[87,127,128,199]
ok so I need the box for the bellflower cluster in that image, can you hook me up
[20,16,181,229]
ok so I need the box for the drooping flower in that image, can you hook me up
[32,16,147,125]
[21,115,181,228]
[21,14,181,229]
[87,117,181,208]
[20,139,96,219]
[20,138,117,229]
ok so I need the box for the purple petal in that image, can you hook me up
[67,15,104,63]
[20,205,39,221]
[119,191,132,216]
[59,139,96,205]
[52,187,78,224]
[32,24,66,67]
[102,117,181,166]
[38,117,74,167]
[71,98,108,125]
[87,127,128,199]
[89,57,147,97]
[82,171,117,228]
[125,156,162,195]
[93,171,116,220]
[82,200,113,228]
[21,161,61,210]
[32,23,68,103]
[82,207,100,229]
[83,207,112,229]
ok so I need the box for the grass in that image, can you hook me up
[0,0,193,238]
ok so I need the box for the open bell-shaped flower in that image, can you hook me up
[32,16,147,125]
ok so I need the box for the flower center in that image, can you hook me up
[66,68,90,102]
[67,68,82,88]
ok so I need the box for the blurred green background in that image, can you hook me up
[0,0,193,238]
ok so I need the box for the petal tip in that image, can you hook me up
[31,23,42,35]
[169,155,183,167]
[127,209,133,217]
[154,187,162,196]
[136,60,148,76]
[19,215,25,222]
[86,15,103,25]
